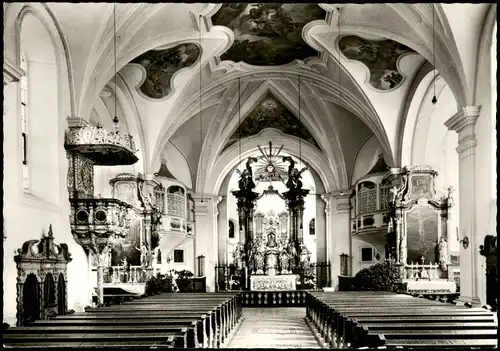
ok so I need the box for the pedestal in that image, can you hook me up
[250,275,297,291]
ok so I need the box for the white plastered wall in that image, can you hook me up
[3,9,90,325]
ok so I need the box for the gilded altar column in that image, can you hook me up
[445,106,482,306]
[193,194,217,292]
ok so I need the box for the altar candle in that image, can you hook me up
[456,226,460,242]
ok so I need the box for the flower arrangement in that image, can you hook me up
[352,261,402,292]
[175,269,195,292]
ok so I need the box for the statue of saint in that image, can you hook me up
[283,156,307,190]
[233,243,244,269]
[254,250,265,274]
[135,243,149,267]
[438,236,449,271]
[279,249,290,274]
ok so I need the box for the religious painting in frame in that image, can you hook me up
[405,204,440,264]
[408,173,435,201]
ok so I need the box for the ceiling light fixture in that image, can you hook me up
[238,76,242,172]
[113,3,119,134]
[199,15,204,203]
[431,5,438,108]
[298,74,302,166]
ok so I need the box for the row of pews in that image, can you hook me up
[307,291,498,349]
[4,292,241,348]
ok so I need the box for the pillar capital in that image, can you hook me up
[322,191,352,214]
[3,58,24,85]
[445,105,481,133]
[66,116,89,129]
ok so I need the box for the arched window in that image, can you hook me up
[228,220,235,239]
[20,50,29,190]
[309,218,315,235]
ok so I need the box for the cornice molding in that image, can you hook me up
[3,57,24,85]
[444,105,481,133]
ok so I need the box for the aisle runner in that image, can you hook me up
[223,308,321,349]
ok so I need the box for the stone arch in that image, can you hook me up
[57,273,67,315]
[4,3,75,117]
[43,273,56,308]
[21,273,40,325]
[203,131,338,196]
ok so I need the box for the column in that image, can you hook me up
[315,197,327,263]
[325,191,352,289]
[321,194,332,263]
[444,106,482,306]
[192,194,217,292]
[217,196,228,264]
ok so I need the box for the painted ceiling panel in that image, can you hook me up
[212,3,325,65]
[223,93,321,151]
[339,35,416,90]
[131,43,201,99]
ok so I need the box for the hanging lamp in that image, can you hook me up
[298,74,303,232]
[112,3,120,134]
[238,76,243,232]
[431,5,438,108]
[199,15,204,203]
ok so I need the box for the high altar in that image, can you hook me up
[232,154,313,291]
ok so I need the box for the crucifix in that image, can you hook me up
[419,256,425,265]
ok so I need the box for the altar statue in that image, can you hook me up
[135,243,149,267]
[233,243,245,269]
[283,156,308,190]
[254,250,265,275]
[438,236,449,271]
[237,157,258,191]
[278,248,290,274]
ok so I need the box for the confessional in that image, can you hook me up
[480,235,497,311]
[15,225,72,326]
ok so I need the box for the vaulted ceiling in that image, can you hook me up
[5,2,492,192]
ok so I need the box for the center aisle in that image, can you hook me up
[223,308,322,349]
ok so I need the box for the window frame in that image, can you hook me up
[20,50,29,190]
[173,249,184,263]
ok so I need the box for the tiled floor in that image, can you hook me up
[223,308,321,349]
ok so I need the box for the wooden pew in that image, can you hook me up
[3,329,186,348]
[306,292,498,349]
[30,316,206,348]
[5,292,241,349]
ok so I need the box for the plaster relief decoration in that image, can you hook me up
[131,43,201,99]
[338,35,416,90]
[224,94,320,151]
[212,3,325,66]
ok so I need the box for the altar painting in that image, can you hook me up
[408,174,434,201]
[405,205,439,264]
[110,219,141,266]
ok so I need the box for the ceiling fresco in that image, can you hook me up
[338,35,416,90]
[212,3,325,66]
[131,43,200,99]
[223,94,321,152]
